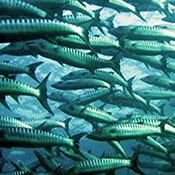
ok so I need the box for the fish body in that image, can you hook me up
[141,75,175,89]
[0,0,47,18]
[27,40,120,73]
[120,40,175,55]
[111,25,175,41]
[23,118,70,131]
[0,127,75,148]
[24,0,94,18]
[87,123,162,141]
[61,70,133,94]
[73,88,111,105]
[0,115,32,129]
[0,61,42,82]
[68,157,144,175]
[56,35,120,55]
[59,103,117,124]
[48,91,77,103]
[83,0,145,21]
[0,41,35,56]
[0,19,91,51]
[51,78,111,90]
[136,89,175,100]
[0,74,53,114]
[103,90,161,114]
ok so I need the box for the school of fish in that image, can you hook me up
[1,0,175,175]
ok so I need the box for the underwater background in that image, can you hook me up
[1,1,175,175]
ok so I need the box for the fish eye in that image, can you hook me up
[96,128,101,134]
[40,42,45,48]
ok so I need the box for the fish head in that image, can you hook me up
[87,124,116,141]
[27,39,58,55]
[59,103,83,116]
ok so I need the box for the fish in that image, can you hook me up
[141,75,175,90]
[0,127,77,149]
[0,41,37,57]
[67,156,144,175]
[122,53,175,75]
[24,0,95,18]
[27,40,121,74]
[61,70,134,95]
[0,73,53,115]
[138,136,169,155]
[87,123,162,141]
[59,103,117,124]
[102,90,162,114]
[23,117,71,132]
[110,25,175,41]
[119,39,175,56]
[51,78,111,90]
[0,61,42,82]
[34,150,61,172]
[56,35,120,55]
[135,88,175,100]
[83,0,145,21]
[73,88,112,105]
[0,0,48,18]
[108,141,127,158]
[48,91,77,103]
[0,115,32,129]
[0,18,93,53]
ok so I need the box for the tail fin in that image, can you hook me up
[111,55,125,80]
[93,8,106,35]
[130,153,145,175]
[126,76,135,96]
[101,14,115,29]
[64,118,71,136]
[27,62,43,82]
[79,22,98,56]
[135,9,146,22]
[36,73,53,115]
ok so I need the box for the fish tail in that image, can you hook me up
[111,55,125,79]
[36,73,53,115]
[79,21,97,56]
[27,61,43,82]
[126,76,135,96]
[64,118,71,136]
[131,153,145,175]
[135,9,146,22]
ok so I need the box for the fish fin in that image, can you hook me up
[126,76,135,96]
[71,132,87,149]
[102,14,115,29]
[36,73,53,115]
[131,153,145,175]
[10,95,19,103]
[64,118,71,136]
[35,121,47,130]
[27,61,43,83]
[78,21,98,56]
[160,55,170,77]
[0,95,10,110]
[159,103,166,116]
[135,9,146,22]
[111,55,125,79]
